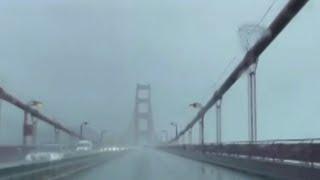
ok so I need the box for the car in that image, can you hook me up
[76,140,93,151]
[25,144,65,162]
[25,152,63,162]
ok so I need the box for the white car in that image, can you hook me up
[25,152,64,162]
[76,140,93,151]
[25,144,65,162]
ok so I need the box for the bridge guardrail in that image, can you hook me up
[0,150,128,180]
[227,138,320,144]
[159,142,320,165]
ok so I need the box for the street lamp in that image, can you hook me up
[29,100,43,109]
[189,102,204,145]
[170,122,178,139]
[80,121,88,139]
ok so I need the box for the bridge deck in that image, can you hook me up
[66,149,266,180]
[159,144,320,180]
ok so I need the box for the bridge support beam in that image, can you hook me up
[31,116,37,145]
[188,129,192,144]
[23,111,28,146]
[23,111,34,146]
[216,99,222,144]
[54,127,60,144]
[181,134,185,144]
[248,62,257,142]
[199,116,204,145]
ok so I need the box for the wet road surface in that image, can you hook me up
[67,149,269,180]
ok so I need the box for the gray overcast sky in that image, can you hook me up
[0,0,318,144]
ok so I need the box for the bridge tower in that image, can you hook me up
[133,84,154,144]
[23,112,36,146]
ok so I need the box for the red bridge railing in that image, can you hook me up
[161,139,320,164]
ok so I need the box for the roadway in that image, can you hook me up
[66,148,270,180]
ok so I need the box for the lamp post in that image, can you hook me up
[170,122,178,140]
[248,63,257,142]
[189,102,204,145]
[80,121,88,139]
[216,99,222,144]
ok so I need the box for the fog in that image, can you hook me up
[0,0,318,145]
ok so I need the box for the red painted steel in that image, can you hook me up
[0,87,81,139]
[170,0,309,143]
